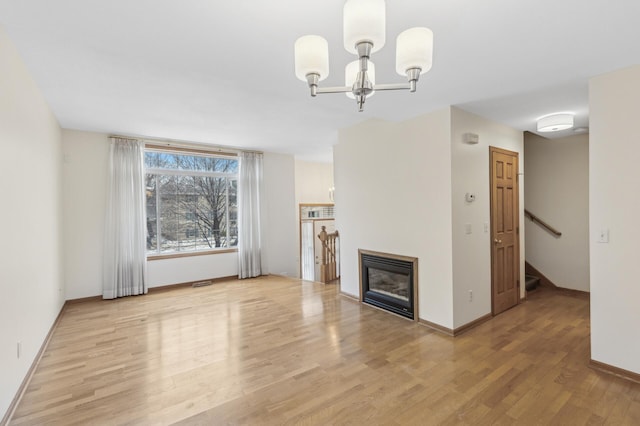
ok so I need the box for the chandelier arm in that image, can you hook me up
[314,82,417,96]
[373,83,413,91]
[316,86,353,94]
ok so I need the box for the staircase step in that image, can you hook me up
[525,274,540,291]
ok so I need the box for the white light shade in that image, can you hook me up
[345,60,376,98]
[343,0,386,53]
[537,113,574,132]
[294,35,329,82]
[395,27,433,75]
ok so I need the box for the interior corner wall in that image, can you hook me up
[0,27,65,419]
[62,130,110,298]
[589,65,640,374]
[62,130,298,299]
[450,107,524,328]
[524,132,590,292]
[334,111,455,329]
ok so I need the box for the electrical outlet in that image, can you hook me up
[468,290,473,302]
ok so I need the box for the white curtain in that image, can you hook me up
[103,137,148,299]
[238,151,264,279]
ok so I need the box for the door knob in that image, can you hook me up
[494,239,502,244]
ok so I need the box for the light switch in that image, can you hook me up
[484,222,489,233]
[597,229,609,243]
[465,223,472,234]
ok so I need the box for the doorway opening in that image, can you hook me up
[299,204,339,282]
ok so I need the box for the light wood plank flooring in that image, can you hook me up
[10,276,640,425]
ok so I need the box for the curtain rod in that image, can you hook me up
[108,134,263,155]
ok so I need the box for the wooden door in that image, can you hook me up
[490,147,520,315]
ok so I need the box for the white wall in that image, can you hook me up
[294,160,333,205]
[62,131,299,299]
[524,132,589,292]
[335,111,455,328]
[450,107,524,328]
[263,152,298,276]
[335,108,523,330]
[147,253,238,286]
[0,27,65,418]
[62,130,109,298]
[589,65,640,374]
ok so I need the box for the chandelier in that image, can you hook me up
[294,0,433,112]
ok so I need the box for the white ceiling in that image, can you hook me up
[1,0,639,162]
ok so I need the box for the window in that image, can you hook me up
[145,148,238,256]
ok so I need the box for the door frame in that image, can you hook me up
[298,203,334,280]
[489,146,521,315]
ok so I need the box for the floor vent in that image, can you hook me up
[192,280,213,288]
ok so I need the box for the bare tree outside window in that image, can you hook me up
[145,150,238,255]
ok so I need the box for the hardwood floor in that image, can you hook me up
[9,276,640,425]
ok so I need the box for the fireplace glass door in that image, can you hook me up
[361,252,415,319]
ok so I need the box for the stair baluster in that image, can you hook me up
[318,226,339,283]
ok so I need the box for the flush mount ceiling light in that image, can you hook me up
[537,113,575,132]
[294,0,433,112]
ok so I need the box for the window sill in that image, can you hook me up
[147,248,238,261]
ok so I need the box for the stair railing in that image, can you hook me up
[524,209,562,237]
[317,226,339,283]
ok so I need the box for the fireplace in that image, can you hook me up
[359,249,418,320]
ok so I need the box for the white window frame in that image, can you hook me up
[144,146,238,259]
